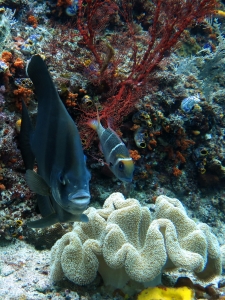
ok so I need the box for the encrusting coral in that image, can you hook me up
[50,193,222,288]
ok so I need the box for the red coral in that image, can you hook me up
[75,0,217,148]
[77,0,118,67]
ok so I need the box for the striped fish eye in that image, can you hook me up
[118,161,124,171]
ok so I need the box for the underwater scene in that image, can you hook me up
[1,0,225,299]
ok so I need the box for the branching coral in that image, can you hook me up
[45,0,217,149]
[74,0,218,148]
[50,193,222,288]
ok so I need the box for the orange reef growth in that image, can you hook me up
[129,149,141,161]
[1,51,13,63]
[27,15,38,28]
[13,86,33,110]
[176,138,195,151]
[173,166,182,177]
[65,92,78,107]
[0,183,6,191]
[57,0,72,7]
[13,57,24,69]
[175,150,186,164]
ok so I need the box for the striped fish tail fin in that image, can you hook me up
[87,119,98,130]
[87,107,101,131]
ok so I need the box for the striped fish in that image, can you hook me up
[88,113,134,182]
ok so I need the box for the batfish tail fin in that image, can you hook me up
[19,100,35,170]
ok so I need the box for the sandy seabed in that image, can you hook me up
[0,240,79,300]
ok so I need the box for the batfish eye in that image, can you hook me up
[58,172,66,185]
[118,161,124,171]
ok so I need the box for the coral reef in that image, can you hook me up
[0,7,15,52]
[50,192,222,289]
[0,0,224,259]
[25,223,73,250]
[0,0,225,298]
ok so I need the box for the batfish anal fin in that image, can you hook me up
[27,213,59,228]
[27,210,89,228]
[25,170,51,196]
[27,212,89,228]
[37,195,55,217]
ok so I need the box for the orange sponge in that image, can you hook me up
[137,286,194,300]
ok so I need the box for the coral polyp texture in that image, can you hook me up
[50,192,222,288]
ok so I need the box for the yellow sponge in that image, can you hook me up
[137,286,194,300]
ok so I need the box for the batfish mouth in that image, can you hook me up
[68,190,90,208]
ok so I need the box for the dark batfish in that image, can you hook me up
[88,112,134,182]
[19,55,91,228]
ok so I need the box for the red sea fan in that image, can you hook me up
[75,0,218,148]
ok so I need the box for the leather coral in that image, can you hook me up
[50,193,222,288]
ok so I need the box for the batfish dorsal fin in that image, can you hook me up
[19,100,35,170]
[26,55,57,106]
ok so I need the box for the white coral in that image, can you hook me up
[50,193,222,288]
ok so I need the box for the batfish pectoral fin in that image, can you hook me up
[80,214,89,222]
[25,169,51,196]
[61,213,89,223]
[53,201,89,223]
[27,213,60,228]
